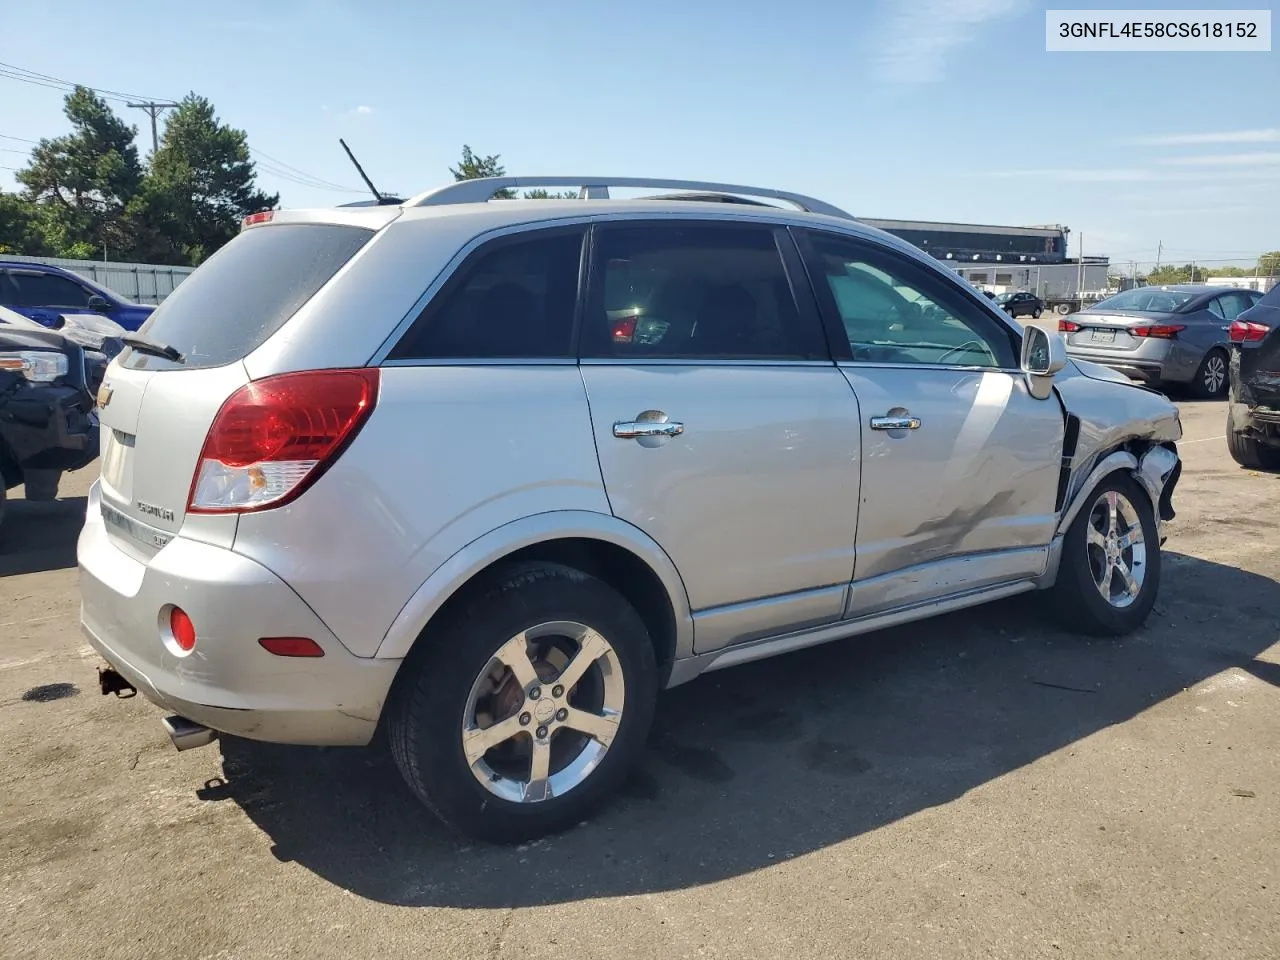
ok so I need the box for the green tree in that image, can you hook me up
[1259,251,1280,276]
[129,93,278,265]
[450,145,516,198]
[522,188,580,200]
[1145,263,1194,284]
[0,192,49,255]
[15,86,142,259]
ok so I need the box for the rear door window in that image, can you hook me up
[123,223,373,371]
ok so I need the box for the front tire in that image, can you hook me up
[1192,348,1229,400]
[1050,474,1160,636]
[387,562,658,843]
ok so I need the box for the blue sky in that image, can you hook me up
[2,0,1276,266]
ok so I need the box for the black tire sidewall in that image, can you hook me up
[389,563,657,843]
[1056,474,1161,635]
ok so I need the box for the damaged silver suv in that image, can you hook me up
[79,176,1182,842]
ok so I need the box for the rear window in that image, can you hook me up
[123,223,373,370]
[1093,287,1196,313]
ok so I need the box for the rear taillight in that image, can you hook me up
[188,369,380,514]
[1132,324,1185,339]
[1230,320,1271,343]
[1059,319,1081,333]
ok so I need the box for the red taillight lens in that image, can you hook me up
[612,314,638,343]
[170,608,197,653]
[189,369,380,514]
[1132,324,1185,339]
[258,637,325,657]
[1059,319,1081,332]
[1230,320,1271,343]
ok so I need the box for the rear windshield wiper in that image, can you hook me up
[122,333,185,363]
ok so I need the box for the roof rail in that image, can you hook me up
[405,177,855,220]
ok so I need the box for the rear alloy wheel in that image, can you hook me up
[1032,308,1043,319]
[1193,349,1229,400]
[387,562,657,843]
[1051,474,1160,636]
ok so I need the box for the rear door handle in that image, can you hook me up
[613,419,684,439]
[870,415,921,431]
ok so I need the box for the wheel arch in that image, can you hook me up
[374,511,694,685]
[1057,440,1180,537]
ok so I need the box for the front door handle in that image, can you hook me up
[870,415,921,431]
[613,419,684,439]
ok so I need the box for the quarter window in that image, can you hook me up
[582,222,824,361]
[389,228,585,360]
[803,231,1016,368]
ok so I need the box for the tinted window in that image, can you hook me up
[390,228,583,360]
[804,231,1016,368]
[124,223,373,371]
[1207,298,1225,319]
[8,271,90,308]
[583,223,821,360]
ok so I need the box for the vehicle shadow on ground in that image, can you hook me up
[211,552,1279,909]
[0,495,86,577]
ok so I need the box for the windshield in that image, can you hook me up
[1093,287,1197,313]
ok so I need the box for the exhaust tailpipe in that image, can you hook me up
[162,715,218,752]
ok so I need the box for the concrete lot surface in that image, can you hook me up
[1,398,1277,960]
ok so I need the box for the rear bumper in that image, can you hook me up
[1063,351,1167,385]
[77,481,401,746]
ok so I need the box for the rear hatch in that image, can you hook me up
[95,220,376,559]
[1063,312,1173,353]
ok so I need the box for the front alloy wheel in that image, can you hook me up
[1050,473,1161,636]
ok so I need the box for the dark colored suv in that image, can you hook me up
[0,261,154,332]
[1227,284,1280,470]
[996,291,1044,319]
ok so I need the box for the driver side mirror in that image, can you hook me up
[1021,325,1067,400]
[86,295,111,313]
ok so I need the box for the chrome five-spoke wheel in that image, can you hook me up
[462,621,625,804]
[1085,489,1147,608]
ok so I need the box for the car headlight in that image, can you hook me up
[0,350,69,382]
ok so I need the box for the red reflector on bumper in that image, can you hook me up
[258,637,325,657]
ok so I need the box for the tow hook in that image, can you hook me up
[98,665,136,699]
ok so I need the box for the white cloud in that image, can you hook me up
[355,105,373,115]
[1119,129,1280,147]
[873,0,1024,84]
[1158,152,1280,167]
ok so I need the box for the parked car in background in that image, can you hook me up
[1226,283,1280,469]
[996,291,1044,319]
[1059,284,1264,399]
[0,305,102,525]
[79,176,1182,843]
[0,261,155,332]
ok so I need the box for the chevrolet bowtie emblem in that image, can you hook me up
[97,384,113,408]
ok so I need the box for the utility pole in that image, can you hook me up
[1155,240,1163,271]
[1076,233,1085,305]
[127,101,179,155]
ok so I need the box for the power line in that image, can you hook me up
[0,133,37,144]
[0,60,359,195]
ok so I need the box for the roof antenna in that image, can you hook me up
[339,138,400,205]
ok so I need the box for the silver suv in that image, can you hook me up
[79,176,1183,842]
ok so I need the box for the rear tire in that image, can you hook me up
[387,562,658,844]
[1192,349,1229,400]
[1032,308,1043,319]
[1050,473,1160,636]
[1226,413,1280,470]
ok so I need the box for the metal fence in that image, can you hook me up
[1,254,194,304]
